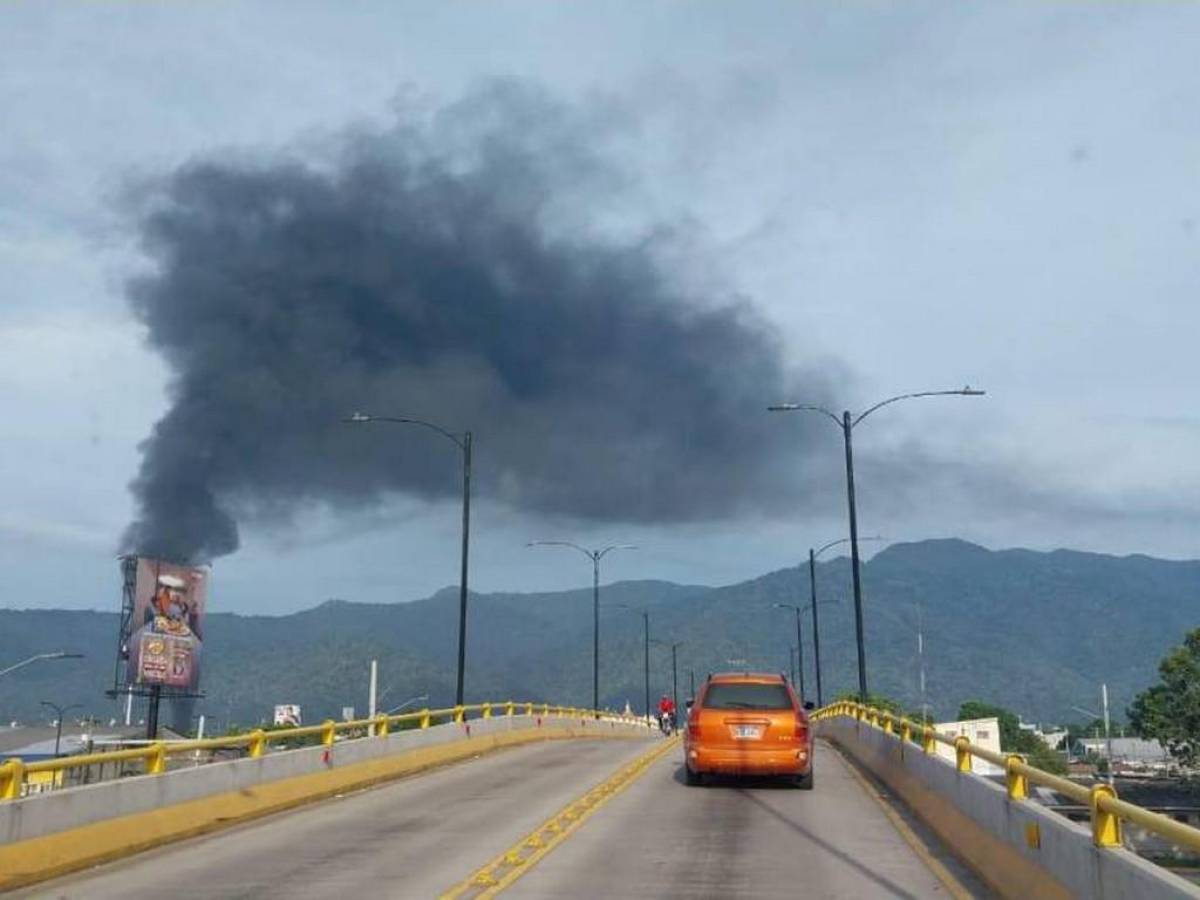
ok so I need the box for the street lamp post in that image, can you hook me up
[345,413,472,706]
[528,542,636,717]
[773,604,806,699]
[0,652,83,678]
[770,387,984,699]
[652,639,684,723]
[40,701,82,757]
[806,536,882,707]
[617,605,651,722]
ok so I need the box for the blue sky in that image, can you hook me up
[3,2,1199,615]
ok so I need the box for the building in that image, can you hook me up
[1075,736,1171,769]
[934,717,1003,776]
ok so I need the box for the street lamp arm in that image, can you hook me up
[596,544,638,560]
[0,651,82,678]
[345,413,467,450]
[772,603,799,612]
[852,388,985,428]
[527,540,595,561]
[814,534,884,559]
[767,403,842,427]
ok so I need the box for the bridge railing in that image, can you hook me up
[0,702,646,801]
[813,700,1200,857]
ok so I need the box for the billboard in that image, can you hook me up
[125,557,207,691]
[274,705,302,727]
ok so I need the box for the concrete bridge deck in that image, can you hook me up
[13,739,980,899]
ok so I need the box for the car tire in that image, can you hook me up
[794,771,814,790]
[685,765,703,786]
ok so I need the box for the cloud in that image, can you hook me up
[121,82,836,563]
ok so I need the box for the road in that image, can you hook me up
[505,740,982,899]
[16,738,986,899]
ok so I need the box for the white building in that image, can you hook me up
[934,717,1004,776]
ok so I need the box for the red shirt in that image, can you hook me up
[658,698,675,715]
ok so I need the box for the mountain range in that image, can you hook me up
[1,539,1196,732]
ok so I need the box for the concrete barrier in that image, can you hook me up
[819,717,1200,899]
[0,714,651,891]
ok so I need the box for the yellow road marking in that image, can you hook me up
[832,741,976,900]
[440,736,680,899]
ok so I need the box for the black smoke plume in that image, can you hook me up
[122,84,833,563]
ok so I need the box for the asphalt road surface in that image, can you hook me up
[507,741,985,899]
[17,738,986,899]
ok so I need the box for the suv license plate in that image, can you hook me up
[732,725,762,740]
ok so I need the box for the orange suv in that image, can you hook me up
[683,672,813,788]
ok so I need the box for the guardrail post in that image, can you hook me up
[1005,754,1028,800]
[420,708,431,729]
[321,719,336,747]
[954,736,972,773]
[0,759,25,800]
[454,706,465,724]
[922,725,937,754]
[148,741,168,775]
[506,701,515,717]
[900,720,912,744]
[376,715,390,737]
[1090,784,1123,847]
[249,728,267,759]
[883,715,894,736]
[541,703,549,718]
[525,702,533,716]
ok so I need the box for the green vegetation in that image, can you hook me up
[957,700,1067,774]
[1129,627,1200,767]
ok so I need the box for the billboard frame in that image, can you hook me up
[107,555,205,737]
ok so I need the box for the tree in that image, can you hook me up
[957,699,1067,775]
[1129,627,1200,767]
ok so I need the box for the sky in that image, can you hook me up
[3,2,1200,616]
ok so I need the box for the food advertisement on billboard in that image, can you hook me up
[126,557,207,691]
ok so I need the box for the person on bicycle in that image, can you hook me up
[657,694,676,734]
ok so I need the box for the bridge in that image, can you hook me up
[1,701,1198,898]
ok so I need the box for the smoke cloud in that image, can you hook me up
[122,84,833,563]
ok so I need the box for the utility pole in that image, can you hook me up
[916,603,929,722]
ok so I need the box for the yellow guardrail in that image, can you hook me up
[813,700,1200,854]
[0,702,646,801]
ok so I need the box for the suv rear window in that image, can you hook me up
[702,682,793,710]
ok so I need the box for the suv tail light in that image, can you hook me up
[795,718,809,742]
[688,719,702,739]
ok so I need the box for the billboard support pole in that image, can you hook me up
[146,684,161,740]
